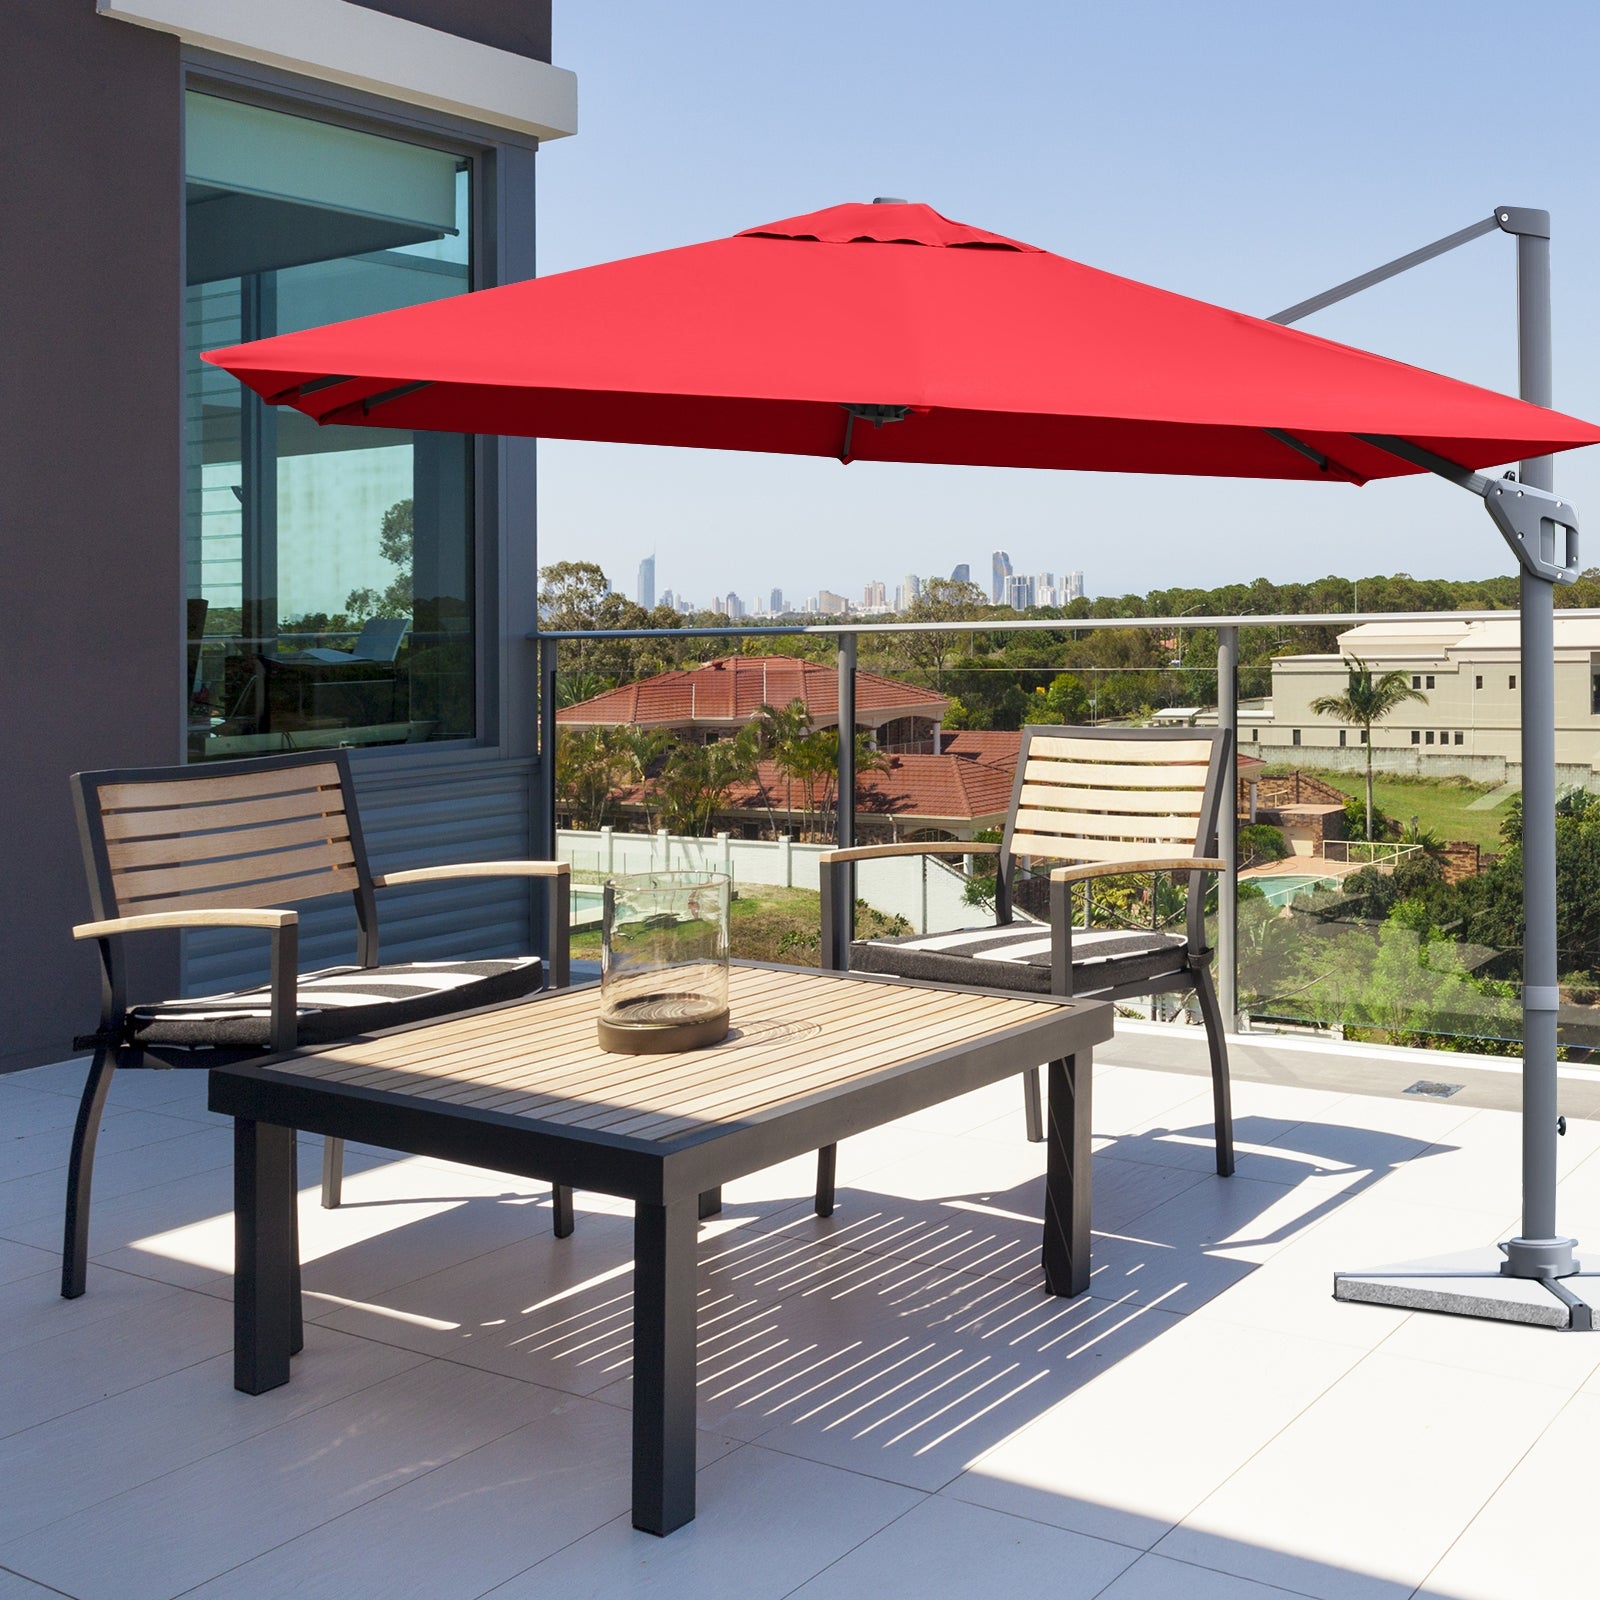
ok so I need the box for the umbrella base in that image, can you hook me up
[1334,1246,1598,1331]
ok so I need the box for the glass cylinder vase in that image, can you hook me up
[598,870,731,1053]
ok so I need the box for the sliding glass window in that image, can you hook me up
[184,91,476,760]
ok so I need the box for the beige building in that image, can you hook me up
[1248,617,1600,786]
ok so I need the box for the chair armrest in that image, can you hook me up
[73,909,298,938]
[371,861,570,888]
[1047,857,1225,885]
[373,861,571,990]
[74,910,300,1052]
[818,841,1000,866]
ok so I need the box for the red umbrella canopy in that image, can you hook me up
[204,201,1600,482]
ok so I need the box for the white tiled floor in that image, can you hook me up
[2,1040,1599,1599]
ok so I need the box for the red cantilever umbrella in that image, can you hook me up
[204,201,1600,477]
[208,199,1600,1330]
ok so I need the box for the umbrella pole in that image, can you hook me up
[1505,224,1577,1282]
[1334,211,1595,1327]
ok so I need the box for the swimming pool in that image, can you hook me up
[571,886,606,925]
[1249,873,1339,907]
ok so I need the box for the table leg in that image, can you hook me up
[1042,1053,1093,1298]
[632,1199,698,1535]
[234,1117,298,1394]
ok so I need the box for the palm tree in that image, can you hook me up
[749,699,812,837]
[1309,657,1427,841]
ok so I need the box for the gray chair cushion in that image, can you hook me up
[848,923,1187,996]
[128,956,543,1049]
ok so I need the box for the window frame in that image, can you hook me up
[180,58,516,765]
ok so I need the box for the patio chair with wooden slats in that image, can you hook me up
[817,726,1235,1200]
[64,748,572,1300]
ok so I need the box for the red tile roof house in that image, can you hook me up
[556,655,949,750]
[557,658,1020,840]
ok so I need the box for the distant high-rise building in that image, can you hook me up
[991,550,1012,603]
[637,554,655,610]
[712,594,729,616]
[677,596,694,614]
[1035,572,1056,608]
[951,563,970,585]
[1062,570,1085,602]
[770,587,784,614]
[1005,573,1035,611]
[817,589,849,615]
[803,595,818,614]
[902,573,922,609]
[726,591,745,619]
[863,580,887,610]
[659,588,675,612]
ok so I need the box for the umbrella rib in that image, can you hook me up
[320,380,435,425]
[265,373,356,406]
[1263,428,1365,484]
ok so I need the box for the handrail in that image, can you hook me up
[528,606,1600,642]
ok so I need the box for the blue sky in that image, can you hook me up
[533,0,1600,605]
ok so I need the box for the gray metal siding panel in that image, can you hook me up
[182,757,537,995]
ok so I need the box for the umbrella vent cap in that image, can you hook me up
[739,201,1038,252]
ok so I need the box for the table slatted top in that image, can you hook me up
[270,966,1066,1143]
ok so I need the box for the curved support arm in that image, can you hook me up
[74,909,300,1053]
[1047,857,1225,885]
[817,841,1000,866]
[1048,857,1227,973]
[819,841,1002,971]
[373,860,571,989]
[73,908,299,938]
[371,860,570,888]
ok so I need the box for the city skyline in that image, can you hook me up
[582,554,1088,615]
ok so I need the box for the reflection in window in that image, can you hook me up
[184,93,475,760]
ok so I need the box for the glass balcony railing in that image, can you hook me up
[531,607,1600,1065]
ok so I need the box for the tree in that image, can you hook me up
[1309,657,1428,841]
[555,727,633,830]
[345,496,414,624]
[655,733,757,835]
[899,577,992,689]
[1024,672,1091,725]
[749,699,813,836]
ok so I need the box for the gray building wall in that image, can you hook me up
[1,1,553,1072]
[1,3,186,1072]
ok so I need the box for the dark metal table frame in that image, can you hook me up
[208,967,1113,1535]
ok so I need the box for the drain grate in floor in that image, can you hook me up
[1404,1080,1465,1099]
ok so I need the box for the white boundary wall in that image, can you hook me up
[558,828,979,935]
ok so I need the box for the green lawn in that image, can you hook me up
[1298,768,1512,850]
[569,883,911,966]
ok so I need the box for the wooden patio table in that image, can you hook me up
[208,962,1113,1535]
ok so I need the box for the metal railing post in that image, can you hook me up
[538,635,559,863]
[1216,626,1238,1029]
[836,632,857,955]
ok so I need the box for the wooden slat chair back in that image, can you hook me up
[64,749,570,1303]
[81,757,379,961]
[817,726,1235,1195]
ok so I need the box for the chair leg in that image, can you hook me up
[62,1047,118,1300]
[1022,1066,1044,1143]
[552,1184,575,1238]
[1193,967,1235,1177]
[815,1145,837,1217]
[320,1136,344,1209]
